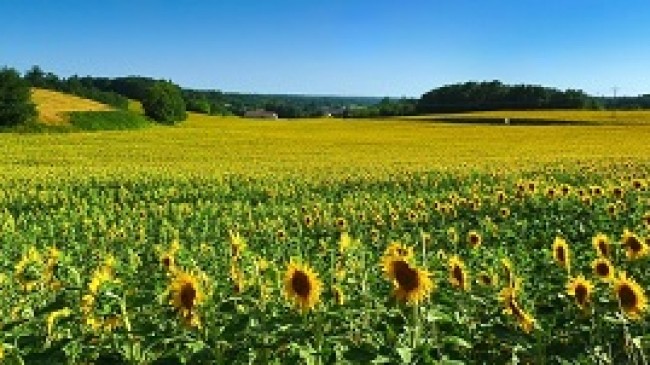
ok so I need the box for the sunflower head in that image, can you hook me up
[613,272,648,320]
[467,230,482,249]
[499,207,510,218]
[477,270,498,287]
[592,257,615,281]
[283,261,322,312]
[229,231,247,260]
[169,270,205,327]
[566,275,594,311]
[591,233,610,257]
[332,285,345,306]
[498,287,535,333]
[448,255,469,291]
[622,229,648,260]
[612,186,624,199]
[551,237,571,271]
[383,242,414,261]
[447,227,459,244]
[15,246,44,292]
[383,257,434,305]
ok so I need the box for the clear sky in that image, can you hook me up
[1,0,650,97]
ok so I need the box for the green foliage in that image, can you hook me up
[68,111,150,131]
[0,67,37,127]
[142,81,187,124]
[24,66,129,110]
[418,80,599,113]
[186,97,211,114]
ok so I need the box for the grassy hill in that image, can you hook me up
[31,88,113,125]
[24,88,149,131]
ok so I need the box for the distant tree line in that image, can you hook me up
[24,66,129,110]
[417,80,601,113]
[599,95,650,110]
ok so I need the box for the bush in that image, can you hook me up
[68,111,150,131]
[0,67,37,126]
[142,81,187,124]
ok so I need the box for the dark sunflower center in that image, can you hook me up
[180,283,197,309]
[618,284,638,310]
[598,242,608,256]
[470,235,479,245]
[596,262,610,277]
[162,256,171,267]
[575,284,588,305]
[480,274,491,285]
[393,260,418,291]
[556,247,566,263]
[626,237,642,253]
[453,265,464,287]
[291,271,312,298]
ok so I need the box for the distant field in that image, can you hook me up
[404,109,650,125]
[31,88,113,125]
[0,113,649,180]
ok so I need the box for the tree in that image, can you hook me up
[142,81,187,124]
[0,67,37,127]
[24,65,45,87]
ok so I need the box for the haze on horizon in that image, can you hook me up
[2,0,650,97]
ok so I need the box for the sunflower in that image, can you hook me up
[448,255,469,291]
[621,229,648,260]
[169,270,205,327]
[551,237,571,271]
[382,256,434,304]
[591,233,610,257]
[611,186,625,199]
[81,266,122,333]
[14,246,44,291]
[477,270,498,287]
[501,257,517,288]
[332,285,345,305]
[384,242,414,260]
[499,207,510,218]
[613,272,647,320]
[283,261,322,312]
[499,287,535,333]
[566,275,594,311]
[592,257,615,281]
[560,184,571,196]
[335,217,347,231]
[339,232,352,254]
[447,227,459,244]
[230,263,246,294]
[228,231,247,260]
[467,230,482,249]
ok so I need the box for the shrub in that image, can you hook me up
[0,67,37,126]
[142,81,187,124]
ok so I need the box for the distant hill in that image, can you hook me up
[31,88,112,125]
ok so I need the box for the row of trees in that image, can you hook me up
[28,68,187,124]
[24,66,129,109]
[417,81,599,113]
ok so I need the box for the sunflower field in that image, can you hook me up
[1,115,650,364]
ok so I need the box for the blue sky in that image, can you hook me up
[1,0,650,96]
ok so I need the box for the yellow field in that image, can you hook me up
[1,113,649,181]
[30,88,112,125]
[404,109,650,125]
